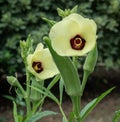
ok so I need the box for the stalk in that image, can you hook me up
[25,70,31,115]
[81,71,89,95]
[71,96,81,122]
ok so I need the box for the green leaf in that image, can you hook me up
[3,95,16,101]
[80,87,115,121]
[28,83,59,104]
[68,112,74,122]
[62,116,67,122]
[13,104,23,121]
[59,77,64,104]
[39,85,59,104]
[26,75,60,121]
[13,102,18,122]
[113,110,120,122]
[28,110,58,122]
[47,74,60,90]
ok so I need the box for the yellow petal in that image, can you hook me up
[49,13,97,56]
[27,43,59,80]
[34,43,44,53]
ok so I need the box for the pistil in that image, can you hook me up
[32,62,43,73]
[70,35,85,50]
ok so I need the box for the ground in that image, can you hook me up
[0,92,120,122]
[0,68,120,122]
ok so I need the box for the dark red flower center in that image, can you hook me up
[70,35,86,50]
[32,62,43,73]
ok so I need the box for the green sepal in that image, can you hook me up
[70,5,78,13]
[20,35,33,64]
[83,45,98,74]
[42,17,56,27]
[44,37,81,97]
[57,8,66,18]
[57,5,78,18]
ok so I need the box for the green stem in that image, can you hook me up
[16,80,26,97]
[33,81,44,111]
[25,70,31,115]
[81,71,89,96]
[30,75,60,114]
[71,96,81,122]
[59,104,68,122]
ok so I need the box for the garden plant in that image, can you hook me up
[6,6,120,122]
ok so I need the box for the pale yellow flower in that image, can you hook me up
[49,13,97,56]
[27,43,59,80]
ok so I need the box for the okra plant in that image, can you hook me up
[7,6,116,122]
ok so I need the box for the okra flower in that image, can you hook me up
[27,43,59,80]
[49,13,97,56]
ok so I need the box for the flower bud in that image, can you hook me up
[7,76,18,86]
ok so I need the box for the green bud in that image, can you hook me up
[7,76,18,86]
[7,76,25,97]
[83,45,98,74]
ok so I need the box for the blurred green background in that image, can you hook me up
[0,0,120,75]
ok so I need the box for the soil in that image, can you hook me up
[0,67,120,122]
[41,93,120,122]
[0,91,120,122]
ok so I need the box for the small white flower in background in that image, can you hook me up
[49,13,97,56]
[27,43,59,80]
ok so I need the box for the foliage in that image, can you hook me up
[0,0,120,75]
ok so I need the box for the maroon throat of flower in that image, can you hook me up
[32,62,43,73]
[70,35,86,50]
